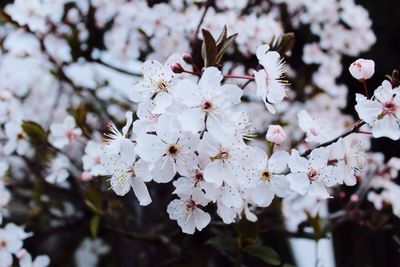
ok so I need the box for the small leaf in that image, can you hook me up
[215,33,238,64]
[216,25,228,46]
[21,121,48,144]
[206,235,236,252]
[270,32,295,55]
[201,29,217,67]
[84,188,103,214]
[245,244,281,266]
[90,214,100,238]
[71,103,91,137]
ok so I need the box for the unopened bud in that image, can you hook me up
[81,171,93,181]
[170,63,184,74]
[349,58,375,81]
[182,52,193,64]
[266,125,287,145]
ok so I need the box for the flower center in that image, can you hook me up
[383,101,397,115]
[261,170,272,181]
[157,80,169,92]
[168,144,180,156]
[201,101,213,113]
[186,199,197,211]
[307,169,318,181]
[0,240,7,248]
[66,129,76,141]
[194,170,204,183]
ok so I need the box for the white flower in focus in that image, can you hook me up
[130,60,175,113]
[266,125,287,145]
[135,114,199,183]
[355,80,400,140]
[287,148,336,199]
[45,154,70,184]
[102,141,152,206]
[253,45,287,114]
[173,67,242,140]
[244,149,291,207]
[167,189,211,234]
[49,116,82,149]
[198,133,255,187]
[349,58,375,80]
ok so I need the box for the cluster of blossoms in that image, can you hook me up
[98,44,400,233]
[0,0,399,265]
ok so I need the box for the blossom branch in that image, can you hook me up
[301,120,366,157]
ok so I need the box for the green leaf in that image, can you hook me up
[245,244,281,266]
[201,29,217,67]
[21,121,48,144]
[84,188,103,214]
[236,219,259,247]
[206,235,236,252]
[90,214,100,238]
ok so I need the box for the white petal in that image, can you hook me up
[151,158,176,183]
[177,108,204,134]
[131,178,152,206]
[269,151,289,173]
[193,209,211,231]
[135,134,165,162]
[203,161,226,187]
[308,181,330,199]
[248,183,274,207]
[286,173,309,195]
[372,115,400,140]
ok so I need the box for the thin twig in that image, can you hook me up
[301,121,366,157]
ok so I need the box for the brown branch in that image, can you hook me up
[301,120,366,157]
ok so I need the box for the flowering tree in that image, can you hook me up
[0,0,399,266]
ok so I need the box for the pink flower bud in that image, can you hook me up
[181,52,193,64]
[81,171,93,181]
[266,125,287,145]
[349,59,375,80]
[170,63,184,74]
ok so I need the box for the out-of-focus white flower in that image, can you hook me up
[49,116,82,149]
[74,238,109,267]
[17,249,50,267]
[82,141,105,176]
[45,154,70,184]
[298,110,334,143]
[349,58,375,80]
